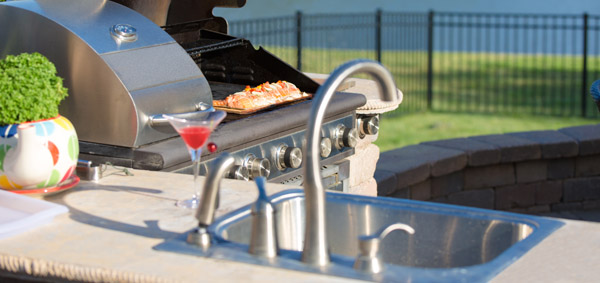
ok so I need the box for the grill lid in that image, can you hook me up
[0,0,212,147]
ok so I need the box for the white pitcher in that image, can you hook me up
[3,124,54,189]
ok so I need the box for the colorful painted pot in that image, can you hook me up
[0,115,79,190]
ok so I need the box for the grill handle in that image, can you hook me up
[148,102,213,130]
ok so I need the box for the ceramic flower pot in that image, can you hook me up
[0,115,79,190]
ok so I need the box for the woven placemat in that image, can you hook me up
[0,253,174,283]
[306,73,404,115]
[350,79,404,114]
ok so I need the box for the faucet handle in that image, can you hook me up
[353,223,415,274]
[248,177,279,258]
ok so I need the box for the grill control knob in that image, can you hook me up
[276,145,303,170]
[244,154,271,179]
[320,137,332,158]
[334,125,359,149]
[358,115,380,137]
[227,165,249,181]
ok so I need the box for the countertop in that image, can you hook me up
[1,169,600,282]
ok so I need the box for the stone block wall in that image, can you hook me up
[375,124,600,214]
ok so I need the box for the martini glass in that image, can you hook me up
[163,110,227,209]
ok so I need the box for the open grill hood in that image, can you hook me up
[0,0,212,147]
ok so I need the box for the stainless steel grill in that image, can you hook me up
[0,0,367,186]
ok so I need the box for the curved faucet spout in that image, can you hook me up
[195,152,236,226]
[302,59,399,266]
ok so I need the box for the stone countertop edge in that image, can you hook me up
[0,169,599,282]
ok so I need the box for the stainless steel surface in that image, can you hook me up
[334,125,359,149]
[186,226,211,249]
[75,160,101,181]
[218,191,538,268]
[0,0,211,147]
[171,114,356,183]
[195,153,236,227]
[156,190,563,282]
[358,115,379,137]
[248,177,279,258]
[285,147,303,169]
[227,166,250,181]
[319,137,332,158]
[110,24,138,42]
[276,163,350,192]
[353,223,415,274]
[187,153,236,249]
[345,128,359,148]
[276,145,303,171]
[302,59,400,266]
[244,154,271,179]
[148,104,213,130]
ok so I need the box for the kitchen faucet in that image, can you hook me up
[302,59,399,266]
[187,153,235,249]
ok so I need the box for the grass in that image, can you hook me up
[255,45,600,151]
[233,22,600,157]
[374,111,599,152]
[262,45,600,117]
[287,47,600,151]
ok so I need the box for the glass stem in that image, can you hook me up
[190,148,202,204]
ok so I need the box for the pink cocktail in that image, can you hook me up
[179,126,212,150]
[163,110,227,209]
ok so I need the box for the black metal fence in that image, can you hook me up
[229,11,600,118]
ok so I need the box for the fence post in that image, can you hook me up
[296,11,303,71]
[427,10,434,110]
[376,9,382,62]
[581,12,589,117]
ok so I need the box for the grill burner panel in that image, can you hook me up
[172,115,356,184]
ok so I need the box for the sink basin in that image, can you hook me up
[156,189,563,282]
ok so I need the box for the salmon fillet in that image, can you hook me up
[213,81,310,109]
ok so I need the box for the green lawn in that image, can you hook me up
[257,45,600,151]
[375,111,599,152]
[263,45,600,117]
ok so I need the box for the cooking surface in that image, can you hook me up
[208,81,247,101]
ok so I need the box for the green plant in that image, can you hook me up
[0,52,68,125]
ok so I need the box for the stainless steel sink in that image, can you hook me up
[156,189,563,282]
